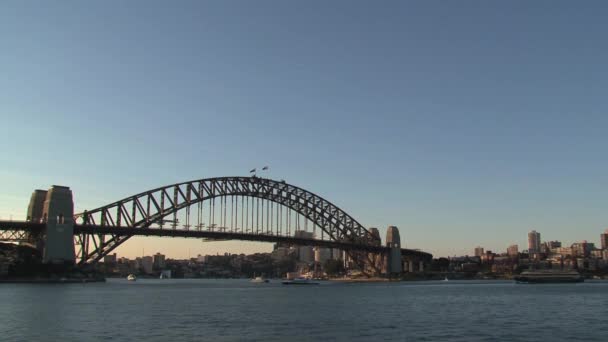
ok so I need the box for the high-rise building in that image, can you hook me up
[572,241,595,257]
[474,247,484,257]
[507,245,519,258]
[140,256,153,274]
[601,229,608,250]
[528,230,541,253]
[153,253,166,269]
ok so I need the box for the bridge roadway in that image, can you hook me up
[0,220,432,260]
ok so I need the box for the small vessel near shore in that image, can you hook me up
[250,276,270,283]
[127,274,137,281]
[282,277,320,285]
[514,270,583,284]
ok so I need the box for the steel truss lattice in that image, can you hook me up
[73,177,382,266]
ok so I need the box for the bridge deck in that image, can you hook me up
[0,220,432,260]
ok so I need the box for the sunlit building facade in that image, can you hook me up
[528,230,541,253]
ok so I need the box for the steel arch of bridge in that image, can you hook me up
[74,176,380,265]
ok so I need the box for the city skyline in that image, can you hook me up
[2,2,608,258]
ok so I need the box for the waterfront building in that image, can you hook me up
[540,242,549,254]
[461,262,479,273]
[562,258,576,269]
[601,229,608,250]
[491,256,515,274]
[556,247,574,257]
[571,241,595,258]
[118,257,129,263]
[481,250,495,263]
[141,256,153,274]
[474,246,484,257]
[591,250,603,259]
[153,253,166,269]
[528,230,541,253]
[507,245,519,258]
[588,258,599,271]
[576,258,585,270]
[104,253,117,264]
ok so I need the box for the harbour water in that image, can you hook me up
[2,279,607,341]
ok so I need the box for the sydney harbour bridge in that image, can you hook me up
[0,176,432,275]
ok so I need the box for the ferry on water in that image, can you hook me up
[282,277,320,285]
[514,270,583,284]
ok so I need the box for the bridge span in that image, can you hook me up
[0,176,432,275]
[0,221,428,256]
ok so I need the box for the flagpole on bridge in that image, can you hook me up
[249,166,269,178]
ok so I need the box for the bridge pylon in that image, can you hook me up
[27,186,76,264]
[385,225,403,275]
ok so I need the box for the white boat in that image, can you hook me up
[443,276,449,281]
[127,274,137,281]
[282,277,319,285]
[250,276,269,283]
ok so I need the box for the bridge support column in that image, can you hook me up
[388,247,402,274]
[385,226,403,275]
[24,189,48,250]
[40,186,75,264]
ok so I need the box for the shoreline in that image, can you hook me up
[329,277,390,283]
[0,277,106,284]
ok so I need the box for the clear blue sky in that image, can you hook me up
[1,1,607,258]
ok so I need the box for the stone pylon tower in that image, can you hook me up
[366,227,383,275]
[385,226,403,274]
[27,186,76,264]
[25,189,48,250]
[27,189,48,222]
